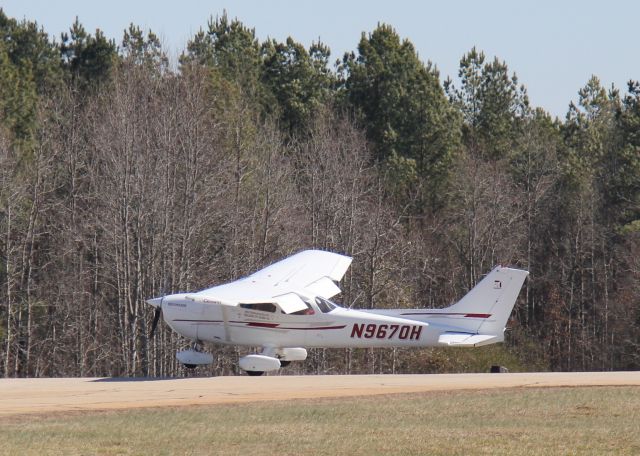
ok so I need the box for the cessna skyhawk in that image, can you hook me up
[147,250,528,375]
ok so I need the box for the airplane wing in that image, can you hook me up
[195,250,352,312]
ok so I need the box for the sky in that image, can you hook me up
[2,0,638,118]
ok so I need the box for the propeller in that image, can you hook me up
[150,307,162,338]
[147,297,163,338]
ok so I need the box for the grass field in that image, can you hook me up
[1,386,639,455]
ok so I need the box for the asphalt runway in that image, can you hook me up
[1,371,639,417]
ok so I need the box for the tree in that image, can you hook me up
[445,47,528,161]
[612,81,640,229]
[508,109,562,327]
[340,24,460,207]
[181,12,261,95]
[0,9,62,93]
[0,41,37,144]
[60,18,117,89]
[260,38,334,135]
[0,11,63,146]
[121,24,168,73]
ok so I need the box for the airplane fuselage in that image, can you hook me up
[161,294,485,349]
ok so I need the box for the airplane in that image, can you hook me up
[147,250,529,376]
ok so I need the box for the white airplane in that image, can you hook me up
[147,250,528,376]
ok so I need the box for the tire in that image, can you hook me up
[246,371,264,376]
[279,361,291,367]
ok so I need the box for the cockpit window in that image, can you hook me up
[239,303,277,313]
[290,302,315,315]
[315,296,336,313]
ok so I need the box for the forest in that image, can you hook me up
[1,10,639,378]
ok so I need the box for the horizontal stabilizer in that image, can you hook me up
[438,332,499,347]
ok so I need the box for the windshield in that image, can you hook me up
[315,296,337,313]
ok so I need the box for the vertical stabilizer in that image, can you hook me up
[444,266,529,335]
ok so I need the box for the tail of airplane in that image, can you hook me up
[442,266,529,338]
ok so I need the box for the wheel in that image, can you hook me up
[246,371,264,376]
[183,364,197,369]
[279,361,291,367]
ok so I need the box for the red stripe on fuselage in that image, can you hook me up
[245,322,280,328]
[240,322,346,330]
[400,312,491,318]
[173,319,346,331]
[173,319,223,323]
[277,325,346,330]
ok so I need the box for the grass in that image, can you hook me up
[1,387,639,455]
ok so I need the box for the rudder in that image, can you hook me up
[444,266,529,336]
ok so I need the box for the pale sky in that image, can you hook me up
[2,0,638,118]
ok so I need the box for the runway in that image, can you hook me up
[1,371,639,417]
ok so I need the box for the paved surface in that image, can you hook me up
[1,372,639,417]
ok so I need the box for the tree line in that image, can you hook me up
[1,10,639,377]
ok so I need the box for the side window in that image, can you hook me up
[239,303,277,313]
[315,297,336,313]
[290,302,315,316]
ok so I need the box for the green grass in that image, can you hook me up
[1,387,639,455]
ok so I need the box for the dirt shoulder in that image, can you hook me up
[1,371,639,417]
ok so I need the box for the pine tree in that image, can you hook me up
[445,47,528,160]
[60,18,117,89]
[341,24,460,208]
[260,37,334,135]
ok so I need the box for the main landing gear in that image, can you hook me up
[184,343,201,369]
[245,360,290,377]
[239,348,307,376]
[177,341,214,369]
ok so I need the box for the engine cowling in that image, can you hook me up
[239,354,281,373]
